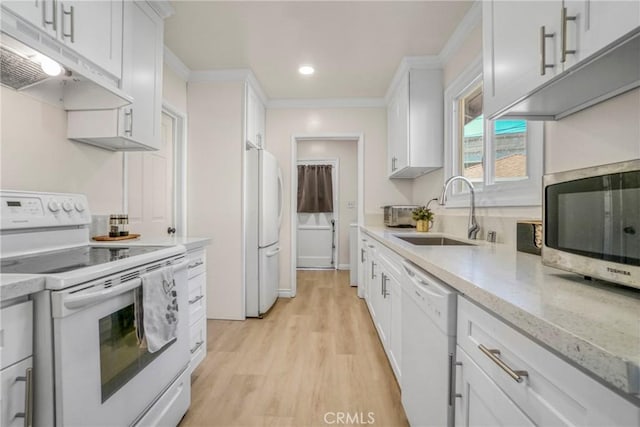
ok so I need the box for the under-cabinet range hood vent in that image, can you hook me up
[0,32,132,110]
[0,44,52,89]
[491,27,640,121]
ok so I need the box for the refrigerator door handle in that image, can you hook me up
[266,247,281,257]
[277,168,284,228]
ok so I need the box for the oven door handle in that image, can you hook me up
[64,277,143,310]
[63,260,189,310]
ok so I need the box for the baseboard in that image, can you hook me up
[278,289,293,298]
[338,264,351,270]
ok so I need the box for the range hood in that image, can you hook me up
[490,27,640,121]
[0,32,132,110]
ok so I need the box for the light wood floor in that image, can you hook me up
[180,270,408,427]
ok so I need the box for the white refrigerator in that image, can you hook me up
[246,148,283,317]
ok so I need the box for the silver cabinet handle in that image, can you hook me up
[478,344,529,383]
[190,340,204,354]
[188,294,204,304]
[124,109,133,135]
[61,4,74,42]
[371,261,377,279]
[382,274,390,298]
[15,367,33,427]
[391,157,397,172]
[539,26,555,76]
[380,272,385,296]
[188,260,204,269]
[42,0,57,30]
[561,7,577,63]
[360,248,365,263]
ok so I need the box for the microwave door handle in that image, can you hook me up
[63,277,142,310]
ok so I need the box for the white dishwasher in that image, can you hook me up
[401,260,457,427]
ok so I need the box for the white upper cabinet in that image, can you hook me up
[2,0,123,81]
[387,66,443,179]
[67,2,164,151]
[483,0,640,119]
[246,83,266,149]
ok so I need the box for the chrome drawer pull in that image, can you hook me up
[190,340,204,354]
[15,367,33,427]
[188,295,204,304]
[188,260,204,269]
[478,344,528,383]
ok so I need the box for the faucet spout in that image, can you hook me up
[439,175,479,240]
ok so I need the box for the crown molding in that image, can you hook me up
[438,0,482,64]
[163,47,190,82]
[267,98,386,109]
[384,55,442,103]
[146,0,175,19]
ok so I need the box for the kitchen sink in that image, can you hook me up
[394,235,473,246]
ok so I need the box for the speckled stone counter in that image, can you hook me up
[362,226,640,398]
[1,274,46,300]
[91,236,211,251]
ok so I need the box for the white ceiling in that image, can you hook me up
[164,1,473,99]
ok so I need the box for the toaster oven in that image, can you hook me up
[383,205,418,228]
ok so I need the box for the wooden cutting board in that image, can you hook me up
[92,234,141,241]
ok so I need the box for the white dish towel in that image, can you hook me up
[139,266,179,353]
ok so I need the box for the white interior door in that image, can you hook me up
[128,112,175,237]
[296,160,337,269]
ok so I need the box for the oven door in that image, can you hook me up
[51,259,190,427]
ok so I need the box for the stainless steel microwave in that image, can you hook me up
[542,159,640,289]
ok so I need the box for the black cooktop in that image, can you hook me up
[1,246,167,275]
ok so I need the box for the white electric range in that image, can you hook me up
[1,190,191,427]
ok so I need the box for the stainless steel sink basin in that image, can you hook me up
[394,235,473,246]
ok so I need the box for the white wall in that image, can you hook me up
[266,107,412,292]
[187,81,245,320]
[0,87,124,214]
[297,139,358,268]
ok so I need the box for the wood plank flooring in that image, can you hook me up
[180,270,408,427]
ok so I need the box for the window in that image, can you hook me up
[444,57,543,207]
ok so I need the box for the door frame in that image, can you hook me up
[121,101,188,236]
[296,158,340,270]
[290,133,364,297]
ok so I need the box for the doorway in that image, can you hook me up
[291,135,363,295]
[296,159,339,269]
[124,104,187,237]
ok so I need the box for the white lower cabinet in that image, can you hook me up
[187,248,207,372]
[0,299,34,427]
[456,296,640,426]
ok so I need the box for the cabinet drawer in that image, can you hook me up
[1,357,33,427]
[0,300,33,370]
[189,318,206,371]
[187,249,206,278]
[188,273,206,324]
[457,296,640,426]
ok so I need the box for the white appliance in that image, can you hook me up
[245,149,283,317]
[401,260,457,427]
[0,190,191,427]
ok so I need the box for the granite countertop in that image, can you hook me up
[362,226,640,398]
[91,236,211,251]
[1,274,46,300]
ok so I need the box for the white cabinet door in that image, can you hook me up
[388,271,402,380]
[58,1,123,78]
[246,84,265,148]
[483,0,562,118]
[563,0,640,68]
[387,73,409,176]
[1,0,57,38]
[1,358,33,427]
[455,348,534,427]
[120,0,162,149]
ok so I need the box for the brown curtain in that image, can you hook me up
[297,165,334,213]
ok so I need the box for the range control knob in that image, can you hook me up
[62,201,73,212]
[48,200,60,212]
[75,202,85,212]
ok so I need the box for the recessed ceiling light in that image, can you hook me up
[298,65,314,75]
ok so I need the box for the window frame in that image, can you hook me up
[443,56,544,208]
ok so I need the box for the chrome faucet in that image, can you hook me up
[439,176,479,240]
